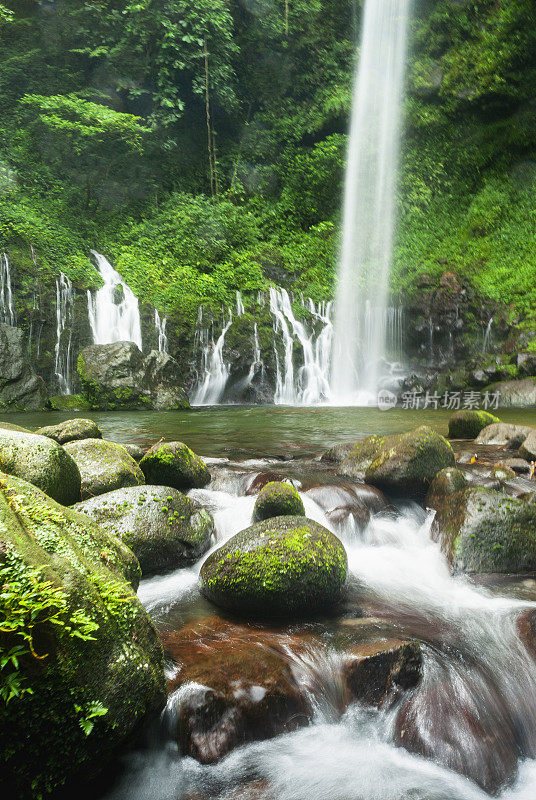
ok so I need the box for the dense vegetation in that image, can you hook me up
[0,0,535,325]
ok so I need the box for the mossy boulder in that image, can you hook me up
[429,486,536,573]
[0,472,164,797]
[340,427,455,497]
[0,421,33,433]
[64,439,144,500]
[448,410,500,439]
[74,486,214,575]
[336,435,385,480]
[252,481,305,522]
[36,418,103,445]
[200,516,347,618]
[0,429,81,505]
[49,394,92,412]
[139,441,210,491]
[426,468,468,507]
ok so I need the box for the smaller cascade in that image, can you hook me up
[236,291,245,316]
[0,252,16,326]
[88,251,142,350]
[245,322,264,387]
[154,309,168,353]
[54,273,75,395]
[482,318,494,354]
[192,310,233,405]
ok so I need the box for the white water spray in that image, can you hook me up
[0,252,16,326]
[331,0,410,404]
[155,309,168,353]
[54,272,74,394]
[192,310,233,405]
[88,251,142,349]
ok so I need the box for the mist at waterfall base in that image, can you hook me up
[330,0,410,405]
[93,456,536,800]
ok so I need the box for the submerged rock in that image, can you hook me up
[200,516,347,618]
[36,418,103,445]
[74,486,214,575]
[448,410,500,439]
[0,472,164,797]
[429,485,536,573]
[339,426,455,498]
[65,438,144,500]
[0,429,81,505]
[476,422,533,447]
[0,323,48,411]
[140,441,210,491]
[252,481,305,522]
[163,617,310,764]
[77,342,190,411]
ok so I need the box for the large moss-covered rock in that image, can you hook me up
[49,394,92,412]
[335,435,385,480]
[0,472,164,798]
[448,410,500,439]
[252,481,305,522]
[340,427,455,497]
[200,516,347,618]
[64,439,144,500]
[140,441,210,490]
[36,418,103,445]
[429,486,536,573]
[77,342,190,411]
[0,429,81,505]
[74,486,214,575]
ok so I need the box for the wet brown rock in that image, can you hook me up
[245,472,286,495]
[163,617,311,764]
[305,485,371,531]
[342,639,422,707]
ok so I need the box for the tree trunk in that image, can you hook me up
[204,36,215,197]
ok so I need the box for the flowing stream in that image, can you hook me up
[330,0,410,404]
[84,445,536,800]
[53,272,75,394]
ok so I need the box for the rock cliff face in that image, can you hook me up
[0,324,48,410]
[77,341,190,410]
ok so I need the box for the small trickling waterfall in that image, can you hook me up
[192,310,233,405]
[87,251,142,350]
[154,309,168,353]
[270,287,333,405]
[0,252,16,326]
[236,291,245,316]
[483,317,494,354]
[330,0,410,404]
[53,273,75,394]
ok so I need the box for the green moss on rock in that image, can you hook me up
[0,472,164,797]
[252,481,305,523]
[0,429,81,505]
[36,418,103,445]
[64,439,144,500]
[200,515,347,618]
[140,441,210,491]
[448,410,501,439]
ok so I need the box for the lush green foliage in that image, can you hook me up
[0,0,534,320]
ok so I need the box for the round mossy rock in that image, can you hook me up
[36,418,103,445]
[252,481,305,522]
[74,486,214,575]
[64,439,144,500]
[200,516,347,618]
[426,467,468,506]
[0,429,81,505]
[448,410,500,439]
[140,441,210,490]
[0,472,164,797]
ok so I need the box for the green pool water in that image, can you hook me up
[5,405,536,459]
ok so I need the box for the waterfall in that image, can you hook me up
[271,288,332,405]
[192,310,233,405]
[0,252,16,326]
[330,0,410,404]
[154,309,168,353]
[87,251,142,350]
[54,273,75,395]
[482,317,494,353]
[236,291,245,316]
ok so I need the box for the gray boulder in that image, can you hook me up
[0,429,81,505]
[476,423,534,447]
[519,431,536,461]
[0,324,48,411]
[485,378,536,408]
[77,342,190,411]
[36,418,103,445]
[64,438,144,500]
[74,486,214,575]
